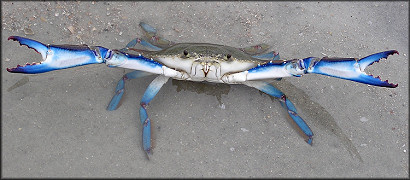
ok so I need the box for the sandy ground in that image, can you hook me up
[1,1,408,178]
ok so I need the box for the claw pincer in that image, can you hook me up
[304,50,399,88]
[7,36,107,73]
[245,50,398,88]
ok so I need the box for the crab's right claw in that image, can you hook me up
[305,50,399,88]
[7,36,107,74]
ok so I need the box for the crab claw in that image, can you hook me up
[7,36,106,74]
[305,50,399,88]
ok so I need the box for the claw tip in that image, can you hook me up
[145,149,152,160]
[305,136,313,145]
[8,36,15,41]
[393,84,398,88]
[387,50,399,56]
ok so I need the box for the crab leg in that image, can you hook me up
[139,22,176,48]
[121,38,162,51]
[107,70,153,111]
[121,22,177,51]
[252,51,280,60]
[239,43,270,55]
[139,75,170,158]
[243,81,313,144]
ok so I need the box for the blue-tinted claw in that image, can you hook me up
[306,50,399,88]
[8,36,48,59]
[7,36,106,74]
[358,50,399,72]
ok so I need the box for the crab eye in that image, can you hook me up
[226,54,232,59]
[183,50,189,56]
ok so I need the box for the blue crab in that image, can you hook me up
[7,22,398,159]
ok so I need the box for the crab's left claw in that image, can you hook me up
[7,36,106,74]
[304,50,399,88]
